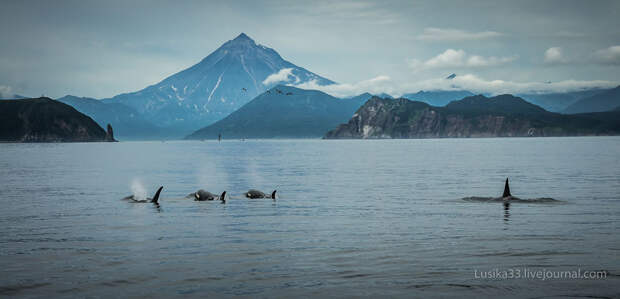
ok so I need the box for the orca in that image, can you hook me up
[188,190,226,203]
[245,189,276,200]
[502,178,511,198]
[462,178,557,203]
[123,186,163,204]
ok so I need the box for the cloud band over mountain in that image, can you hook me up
[292,74,617,98]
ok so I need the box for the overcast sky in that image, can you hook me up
[1,0,619,98]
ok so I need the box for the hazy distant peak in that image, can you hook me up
[562,85,620,113]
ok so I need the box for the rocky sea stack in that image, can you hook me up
[105,124,117,142]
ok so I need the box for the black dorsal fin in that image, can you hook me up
[271,190,277,200]
[220,191,226,203]
[502,178,511,197]
[152,186,163,204]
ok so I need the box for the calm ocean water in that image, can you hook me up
[1,137,619,298]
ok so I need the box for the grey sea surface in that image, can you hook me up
[1,137,619,298]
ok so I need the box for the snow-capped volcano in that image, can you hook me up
[103,33,334,132]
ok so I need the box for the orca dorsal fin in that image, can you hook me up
[220,191,226,203]
[152,186,163,204]
[271,190,277,200]
[502,178,511,198]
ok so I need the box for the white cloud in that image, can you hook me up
[544,47,567,64]
[593,45,620,65]
[544,46,620,65]
[408,49,517,70]
[262,68,296,85]
[417,28,503,41]
[290,74,617,99]
[418,49,466,68]
[0,85,13,98]
[411,74,616,95]
[293,75,394,98]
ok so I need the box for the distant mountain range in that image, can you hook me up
[0,94,28,100]
[5,34,619,141]
[401,90,475,107]
[518,89,609,112]
[102,33,334,135]
[562,85,620,114]
[397,87,619,113]
[0,98,115,142]
[56,95,173,140]
[186,85,367,139]
[325,95,620,139]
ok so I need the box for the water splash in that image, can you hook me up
[130,179,147,201]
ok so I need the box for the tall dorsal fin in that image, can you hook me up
[152,186,163,204]
[502,178,511,197]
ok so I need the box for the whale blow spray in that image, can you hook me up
[131,179,147,201]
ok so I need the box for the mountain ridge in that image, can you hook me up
[103,33,334,134]
[444,94,549,115]
[518,88,607,112]
[186,85,366,139]
[562,85,620,114]
[325,95,620,139]
[402,90,475,106]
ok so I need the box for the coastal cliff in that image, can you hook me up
[325,96,620,139]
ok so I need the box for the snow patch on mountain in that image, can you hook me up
[208,74,223,103]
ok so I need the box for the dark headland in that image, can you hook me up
[325,95,620,139]
[0,97,117,142]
